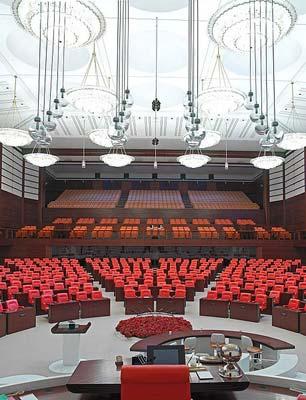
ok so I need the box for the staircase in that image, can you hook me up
[117,192,129,208]
[181,193,193,208]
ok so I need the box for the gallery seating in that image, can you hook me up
[92,225,113,239]
[125,190,185,209]
[48,189,121,208]
[188,190,259,209]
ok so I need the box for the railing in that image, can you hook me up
[0,226,302,241]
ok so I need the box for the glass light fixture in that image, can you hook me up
[278,82,306,150]
[177,153,211,169]
[24,148,59,167]
[12,0,106,48]
[66,86,116,114]
[100,152,135,168]
[208,0,297,53]
[199,130,221,149]
[88,128,113,148]
[250,153,284,170]
[0,76,32,147]
[66,44,116,114]
[278,132,306,150]
[198,49,246,115]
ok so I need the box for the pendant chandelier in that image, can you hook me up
[178,0,211,169]
[89,127,113,148]
[0,75,32,147]
[100,0,134,168]
[66,43,116,114]
[208,0,296,53]
[25,2,63,167]
[246,0,287,169]
[197,48,246,116]
[277,82,306,150]
[24,146,59,167]
[12,0,106,48]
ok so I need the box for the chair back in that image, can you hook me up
[120,365,191,400]
[240,335,253,351]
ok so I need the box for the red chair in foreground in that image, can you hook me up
[121,365,191,400]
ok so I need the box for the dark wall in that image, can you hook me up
[270,192,306,231]
[0,144,40,228]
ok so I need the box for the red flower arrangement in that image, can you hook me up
[116,315,192,338]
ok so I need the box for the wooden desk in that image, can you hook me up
[0,313,6,337]
[272,307,301,333]
[48,301,80,323]
[200,298,229,318]
[6,306,36,334]
[67,359,249,394]
[230,301,260,322]
[130,330,295,352]
[300,312,306,335]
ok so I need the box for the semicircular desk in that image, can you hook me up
[130,330,295,353]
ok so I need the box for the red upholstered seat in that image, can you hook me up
[125,289,137,299]
[0,302,3,313]
[41,294,53,311]
[221,291,233,301]
[255,294,267,311]
[76,291,88,301]
[140,289,151,298]
[91,291,103,300]
[6,299,20,312]
[206,290,218,300]
[175,289,186,299]
[239,293,252,302]
[297,395,306,400]
[120,365,191,400]
[7,285,19,299]
[56,293,69,303]
[286,298,301,310]
[269,290,281,304]
[28,289,40,304]
[159,288,171,298]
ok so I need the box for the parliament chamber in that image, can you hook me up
[1,0,306,399]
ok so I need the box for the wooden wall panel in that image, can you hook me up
[0,189,22,228]
[270,192,306,231]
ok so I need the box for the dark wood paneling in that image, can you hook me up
[270,192,306,231]
[0,189,22,228]
[24,198,40,226]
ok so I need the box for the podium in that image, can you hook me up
[230,301,260,322]
[272,307,300,333]
[49,322,91,374]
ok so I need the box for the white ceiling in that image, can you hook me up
[1,0,306,152]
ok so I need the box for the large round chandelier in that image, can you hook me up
[278,82,306,150]
[208,0,297,53]
[278,132,306,150]
[66,86,116,114]
[250,154,284,169]
[177,153,211,169]
[0,129,32,147]
[100,152,135,168]
[66,43,116,114]
[12,0,106,48]
[199,130,222,149]
[198,87,246,115]
[0,76,32,147]
[198,49,246,116]
[24,150,59,167]
[89,128,113,148]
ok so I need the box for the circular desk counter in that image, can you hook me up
[130,329,295,353]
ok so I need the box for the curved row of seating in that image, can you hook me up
[0,258,110,325]
[200,258,306,334]
[86,257,223,314]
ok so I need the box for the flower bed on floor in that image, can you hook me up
[116,315,192,338]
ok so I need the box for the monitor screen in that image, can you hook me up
[147,345,185,365]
